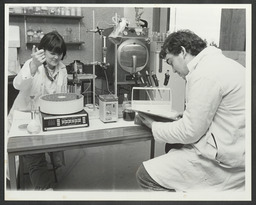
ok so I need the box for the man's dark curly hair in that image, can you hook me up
[159,29,207,59]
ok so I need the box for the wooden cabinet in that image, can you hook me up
[219,9,246,51]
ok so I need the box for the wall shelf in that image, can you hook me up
[26,41,85,45]
[10,12,84,49]
[26,41,85,49]
[9,13,84,20]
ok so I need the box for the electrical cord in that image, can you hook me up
[103,69,114,95]
[81,80,92,95]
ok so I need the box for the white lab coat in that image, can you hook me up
[6,59,67,179]
[144,47,246,192]
[7,58,67,132]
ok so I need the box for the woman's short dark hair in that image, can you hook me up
[159,29,207,59]
[38,31,67,60]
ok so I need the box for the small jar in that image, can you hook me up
[162,33,167,42]
[34,6,41,14]
[55,7,61,15]
[13,7,23,13]
[41,6,48,15]
[65,27,72,42]
[60,7,65,15]
[39,31,44,39]
[27,7,34,14]
[76,8,81,16]
[27,27,34,42]
[9,7,14,13]
[49,7,56,15]
[65,7,71,16]
[33,31,39,42]
[71,7,76,16]
[36,27,42,33]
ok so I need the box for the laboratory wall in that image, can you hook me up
[9,7,125,66]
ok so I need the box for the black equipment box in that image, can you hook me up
[41,109,89,131]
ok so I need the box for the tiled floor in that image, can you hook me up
[22,140,165,191]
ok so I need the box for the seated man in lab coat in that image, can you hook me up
[136,29,245,192]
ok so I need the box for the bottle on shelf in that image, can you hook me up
[13,7,23,14]
[33,31,39,42]
[76,8,82,16]
[65,7,71,16]
[60,7,65,15]
[27,27,34,42]
[41,6,48,15]
[39,31,44,40]
[122,93,135,121]
[9,7,14,13]
[27,7,34,14]
[49,7,56,15]
[34,6,41,14]
[71,7,76,16]
[55,7,61,15]
[36,27,42,37]
[65,27,72,42]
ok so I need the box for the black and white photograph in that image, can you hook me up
[3,1,253,202]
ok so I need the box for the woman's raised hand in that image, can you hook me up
[30,45,46,75]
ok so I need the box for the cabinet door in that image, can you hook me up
[219,9,246,51]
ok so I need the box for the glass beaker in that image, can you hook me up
[27,95,41,134]
[65,27,72,42]
[27,27,34,42]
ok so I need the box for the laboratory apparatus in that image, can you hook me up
[39,93,89,131]
[99,94,118,123]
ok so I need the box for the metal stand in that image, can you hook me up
[92,10,96,110]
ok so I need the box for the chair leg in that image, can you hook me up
[18,156,24,189]
[61,151,66,166]
[49,153,58,183]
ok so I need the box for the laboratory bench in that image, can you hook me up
[7,108,154,190]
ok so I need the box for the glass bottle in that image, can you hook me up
[36,27,42,37]
[41,6,48,15]
[34,6,41,14]
[65,7,71,16]
[33,31,39,42]
[27,27,34,42]
[65,27,72,42]
[122,93,135,121]
[76,7,82,16]
[27,7,34,14]
[55,7,61,15]
[39,31,44,39]
[27,116,41,134]
[60,7,65,15]
[27,97,41,134]
[71,7,76,16]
